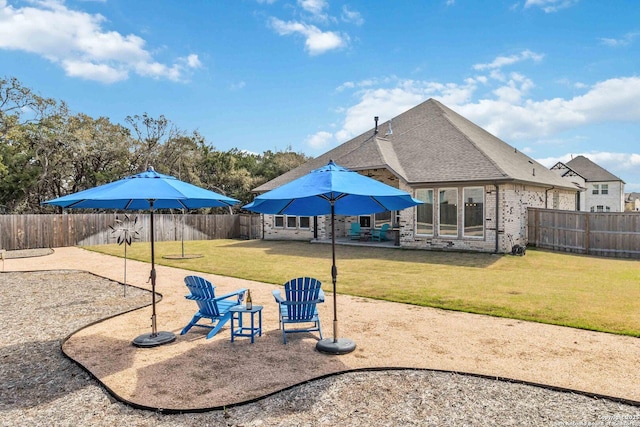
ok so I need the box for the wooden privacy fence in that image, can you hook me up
[0,213,262,250]
[527,208,640,259]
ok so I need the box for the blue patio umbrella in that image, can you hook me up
[43,167,239,348]
[244,160,423,354]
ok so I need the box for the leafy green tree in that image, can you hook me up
[0,77,310,213]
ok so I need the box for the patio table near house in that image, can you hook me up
[359,230,371,241]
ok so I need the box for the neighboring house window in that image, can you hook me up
[416,189,434,235]
[597,205,604,212]
[592,184,599,195]
[439,188,458,237]
[605,206,611,212]
[463,187,484,238]
[601,184,609,195]
[299,217,310,229]
[287,216,297,228]
[275,215,284,227]
[590,207,595,212]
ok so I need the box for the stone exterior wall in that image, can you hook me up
[258,169,577,254]
[400,183,576,254]
[261,168,397,242]
[261,213,317,241]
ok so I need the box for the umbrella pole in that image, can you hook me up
[316,201,356,355]
[150,206,157,336]
[132,200,176,348]
[331,207,338,343]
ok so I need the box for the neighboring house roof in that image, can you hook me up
[563,155,625,183]
[626,192,640,201]
[254,98,576,192]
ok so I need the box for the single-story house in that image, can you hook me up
[251,99,577,253]
[550,155,625,212]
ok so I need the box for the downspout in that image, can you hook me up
[544,186,555,209]
[494,183,499,253]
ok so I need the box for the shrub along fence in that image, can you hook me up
[527,208,640,259]
[0,213,262,251]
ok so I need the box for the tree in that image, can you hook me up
[0,77,57,211]
[125,113,174,172]
[0,77,311,213]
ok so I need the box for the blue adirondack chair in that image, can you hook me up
[348,222,361,240]
[181,275,247,339]
[272,277,324,344]
[371,223,390,241]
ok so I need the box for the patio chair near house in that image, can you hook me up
[272,277,324,344]
[348,222,361,240]
[371,223,390,241]
[181,275,247,339]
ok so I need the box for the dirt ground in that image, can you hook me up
[4,246,640,412]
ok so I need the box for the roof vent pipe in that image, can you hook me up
[374,116,379,135]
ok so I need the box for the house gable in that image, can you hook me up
[253,98,575,193]
[252,98,579,254]
[564,155,625,183]
[552,155,625,212]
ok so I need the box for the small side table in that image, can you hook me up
[230,305,263,343]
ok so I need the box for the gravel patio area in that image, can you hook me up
[1,247,639,426]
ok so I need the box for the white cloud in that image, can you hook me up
[473,50,544,71]
[599,32,640,47]
[183,54,202,68]
[0,0,198,83]
[298,0,327,16]
[524,0,579,13]
[61,59,127,83]
[326,78,476,144]
[269,18,347,55]
[311,67,640,159]
[341,6,363,25]
[305,130,333,149]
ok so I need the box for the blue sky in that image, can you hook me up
[1,0,639,191]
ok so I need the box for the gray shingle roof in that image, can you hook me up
[564,155,624,183]
[254,98,576,192]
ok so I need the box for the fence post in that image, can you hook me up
[584,212,590,255]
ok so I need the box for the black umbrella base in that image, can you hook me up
[316,337,356,355]
[132,331,176,348]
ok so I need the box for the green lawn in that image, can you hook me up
[86,239,640,337]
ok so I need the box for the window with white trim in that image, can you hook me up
[592,184,599,195]
[601,184,609,195]
[358,216,371,228]
[374,210,392,228]
[416,189,434,235]
[274,215,311,229]
[439,188,458,237]
[463,187,484,238]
